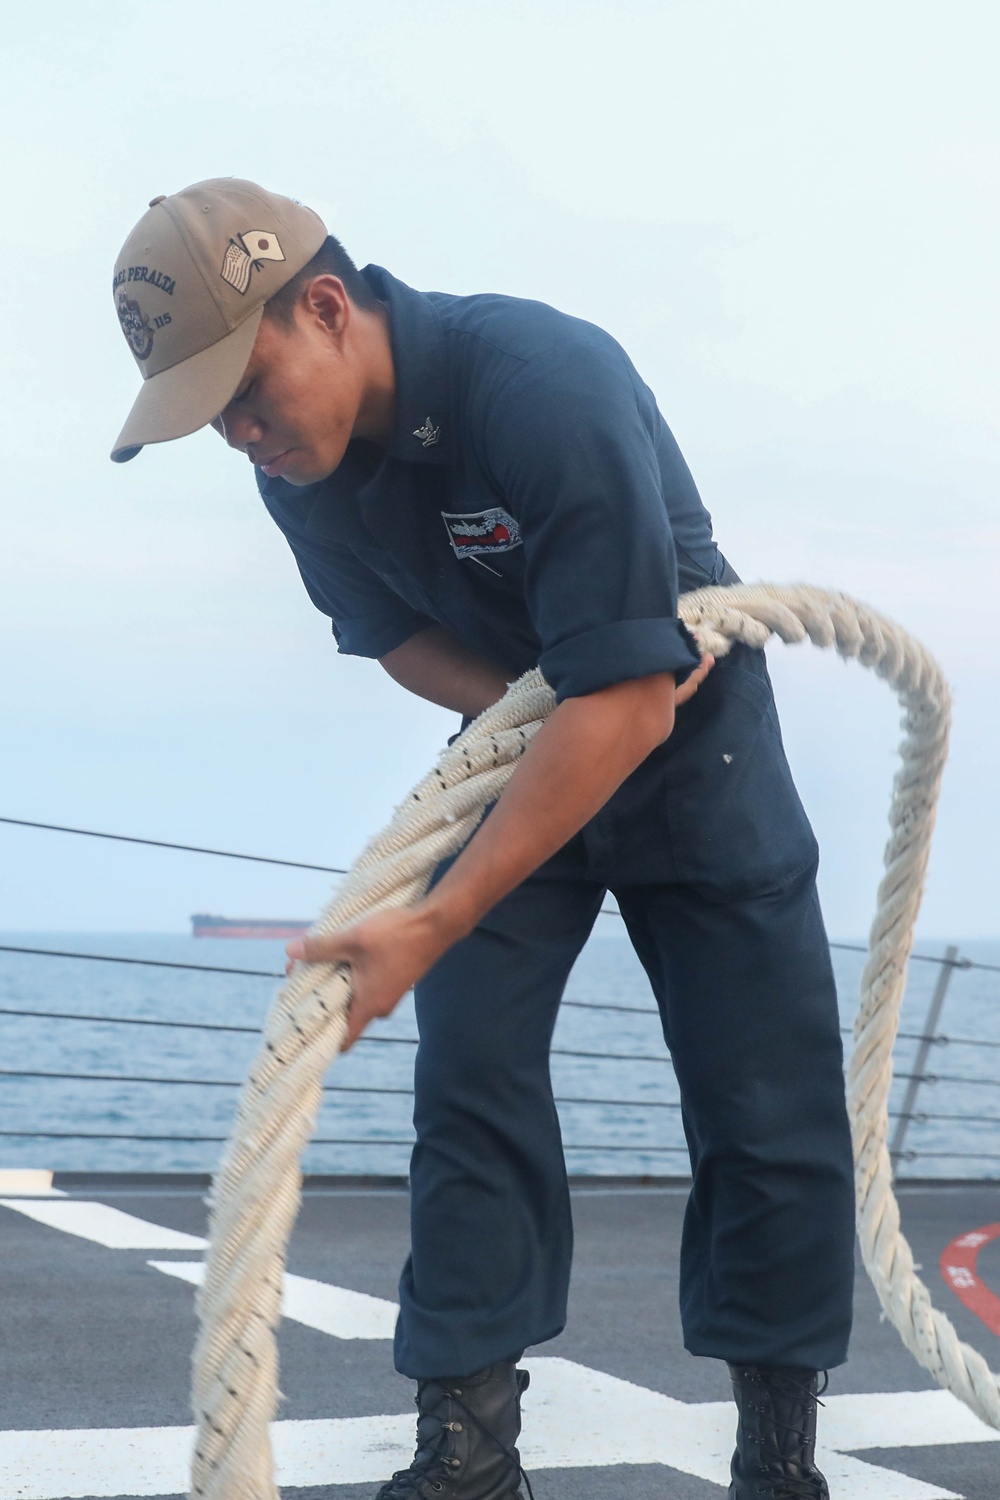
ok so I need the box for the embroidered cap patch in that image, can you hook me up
[441,507,522,558]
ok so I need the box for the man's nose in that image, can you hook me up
[217,407,264,452]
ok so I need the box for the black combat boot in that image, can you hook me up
[375,1362,531,1499]
[728,1365,830,1499]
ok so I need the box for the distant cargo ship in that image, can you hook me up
[191,913,311,939]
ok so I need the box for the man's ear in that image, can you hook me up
[301,274,351,338]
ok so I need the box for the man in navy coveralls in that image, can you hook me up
[110,179,855,1500]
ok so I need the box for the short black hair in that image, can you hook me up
[264,233,380,321]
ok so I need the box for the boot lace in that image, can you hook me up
[449,1387,536,1500]
[751,1370,829,1500]
[377,1388,460,1497]
[377,1380,535,1500]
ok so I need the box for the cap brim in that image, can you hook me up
[110,308,264,463]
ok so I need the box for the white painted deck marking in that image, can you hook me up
[821,1387,1000,1451]
[519,1359,968,1499]
[0,1169,64,1196]
[0,1199,206,1249]
[149,1259,399,1339]
[0,1200,989,1497]
[0,1363,987,1499]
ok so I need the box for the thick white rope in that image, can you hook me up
[189,583,999,1499]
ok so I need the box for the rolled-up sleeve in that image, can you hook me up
[294,538,434,658]
[257,474,433,659]
[481,337,702,700]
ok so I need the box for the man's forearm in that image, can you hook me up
[418,673,677,945]
[379,625,514,716]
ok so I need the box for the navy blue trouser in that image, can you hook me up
[393,647,856,1378]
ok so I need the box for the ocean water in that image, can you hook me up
[1,926,999,1179]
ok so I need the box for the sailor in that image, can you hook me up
[110,178,856,1500]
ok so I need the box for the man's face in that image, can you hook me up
[212,297,364,486]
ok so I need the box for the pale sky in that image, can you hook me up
[2,0,998,937]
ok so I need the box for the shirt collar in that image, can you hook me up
[361,264,451,467]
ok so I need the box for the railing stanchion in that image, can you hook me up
[890,944,959,1171]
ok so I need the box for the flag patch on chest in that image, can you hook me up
[441,507,522,557]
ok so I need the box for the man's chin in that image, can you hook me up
[273,463,329,487]
[280,453,344,486]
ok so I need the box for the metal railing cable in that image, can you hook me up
[0,943,285,979]
[0,817,349,875]
[827,941,974,969]
[4,957,998,1170]
[1,817,998,976]
[4,996,998,1053]
[1,814,644,920]
[894,1072,1000,1088]
[0,1067,684,1112]
[0,1005,343,1039]
[2,943,997,1025]
[9,1068,999,1124]
[893,1111,1000,1125]
[3,1129,998,1162]
[0,1069,416,1093]
[0,944,661,1015]
[0,1008,679,1065]
[0,823,988,968]
[0,1129,690,1152]
[897,1150,1000,1162]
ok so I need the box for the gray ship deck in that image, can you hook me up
[2,1176,999,1499]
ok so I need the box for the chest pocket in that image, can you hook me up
[350,542,440,619]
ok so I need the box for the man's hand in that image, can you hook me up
[675,652,714,706]
[286,905,454,1052]
[286,653,713,1048]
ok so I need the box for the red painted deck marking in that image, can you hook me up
[939,1220,1000,1336]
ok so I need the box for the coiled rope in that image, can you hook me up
[189,582,999,1499]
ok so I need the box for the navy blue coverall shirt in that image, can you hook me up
[258,265,714,696]
[258,265,856,1380]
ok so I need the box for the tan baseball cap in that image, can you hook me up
[110,178,327,462]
